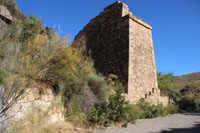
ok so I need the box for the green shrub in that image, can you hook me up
[0,0,11,5]
[65,100,87,127]
[88,83,133,127]
[125,104,141,123]
[153,104,169,117]
[0,68,7,85]
[166,104,178,114]
[157,72,200,111]
[136,99,169,119]
[0,51,6,84]
[0,13,61,119]
[19,15,43,42]
[88,73,109,101]
[88,83,173,127]
[178,96,199,111]
[46,46,110,118]
[157,72,180,101]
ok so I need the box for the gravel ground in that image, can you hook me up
[93,110,200,133]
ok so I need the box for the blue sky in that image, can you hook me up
[15,0,200,76]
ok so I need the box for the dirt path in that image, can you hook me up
[93,110,200,133]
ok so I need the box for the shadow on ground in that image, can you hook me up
[152,110,200,133]
[158,122,200,133]
[182,110,200,116]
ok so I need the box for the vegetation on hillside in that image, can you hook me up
[176,72,200,89]
[0,0,110,128]
[157,72,200,111]
[157,72,179,100]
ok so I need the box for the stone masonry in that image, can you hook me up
[8,86,65,123]
[74,1,169,105]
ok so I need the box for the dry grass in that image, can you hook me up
[176,72,200,89]
[8,108,80,133]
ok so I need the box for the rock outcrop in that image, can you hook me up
[0,5,12,24]
[0,5,12,39]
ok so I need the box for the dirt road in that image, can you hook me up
[94,110,200,133]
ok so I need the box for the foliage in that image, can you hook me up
[0,0,12,5]
[158,72,200,111]
[157,72,176,90]
[157,72,180,100]
[45,44,110,120]
[178,96,200,111]
[19,15,43,42]
[0,51,6,84]
[0,14,63,121]
[88,83,131,127]
[136,99,168,119]
[0,68,7,85]
[64,100,87,127]
[46,46,94,105]
[165,104,178,114]
[0,5,110,124]
[88,73,109,101]
[88,83,174,127]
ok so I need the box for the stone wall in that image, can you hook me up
[128,15,159,104]
[73,1,130,91]
[8,86,65,123]
[74,1,169,105]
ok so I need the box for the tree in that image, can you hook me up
[157,72,180,101]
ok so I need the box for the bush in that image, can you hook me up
[45,46,93,106]
[157,72,180,101]
[88,73,109,101]
[136,99,168,119]
[0,0,11,5]
[46,46,110,120]
[165,104,178,114]
[88,83,133,127]
[88,82,176,127]
[0,14,62,120]
[65,100,87,127]
[19,15,43,42]
[79,89,99,116]
[157,72,200,111]
[178,96,199,111]
[125,104,141,123]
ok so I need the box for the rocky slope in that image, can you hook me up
[176,72,200,95]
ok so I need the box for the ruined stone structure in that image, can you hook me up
[8,86,65,123]
[74,1,169,105]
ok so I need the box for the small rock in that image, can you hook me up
[74,128,82,131]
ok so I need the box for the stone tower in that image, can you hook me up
[73,1,168,105]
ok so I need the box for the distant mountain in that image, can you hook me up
[176,72,200,95]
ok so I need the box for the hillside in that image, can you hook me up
[176,72,200,88]
[176,72,200,95]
